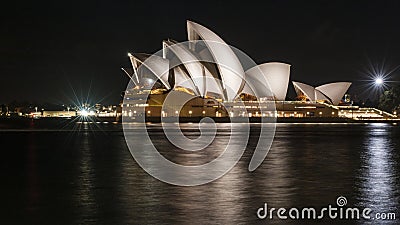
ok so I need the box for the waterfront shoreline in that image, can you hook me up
[0,116,398,129]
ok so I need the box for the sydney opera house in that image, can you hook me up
[121,21,396,120]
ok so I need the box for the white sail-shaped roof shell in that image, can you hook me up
[316,82,352,105]
[173,66,200,95]
[241,72,274,98]
[130,53,171,89]
[241,81,256,96]
[315,89,330,102]
[245,62,290,100]
[164,41,224,97]
[187,21,245,101]
[293,81,351,105]
[293,81,317,101]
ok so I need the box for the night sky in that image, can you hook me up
[1,0,400,105]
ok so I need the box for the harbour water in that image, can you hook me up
[0,123,399,224]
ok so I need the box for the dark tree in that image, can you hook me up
[0,104,8,116]
[378,85,400,112]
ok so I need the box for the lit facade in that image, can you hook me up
[293,81,352,105]
[121,21,360,119]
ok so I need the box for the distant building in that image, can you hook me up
[42,111,76,117]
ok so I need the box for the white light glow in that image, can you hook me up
[80,109,89,117]
[375,77,383,85]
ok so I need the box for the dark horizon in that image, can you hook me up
[1,0,400,105]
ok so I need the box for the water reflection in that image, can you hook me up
[1,124,399,224]
[26,133,39,214]
[74,131,98,223]
[357,124,399,224]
